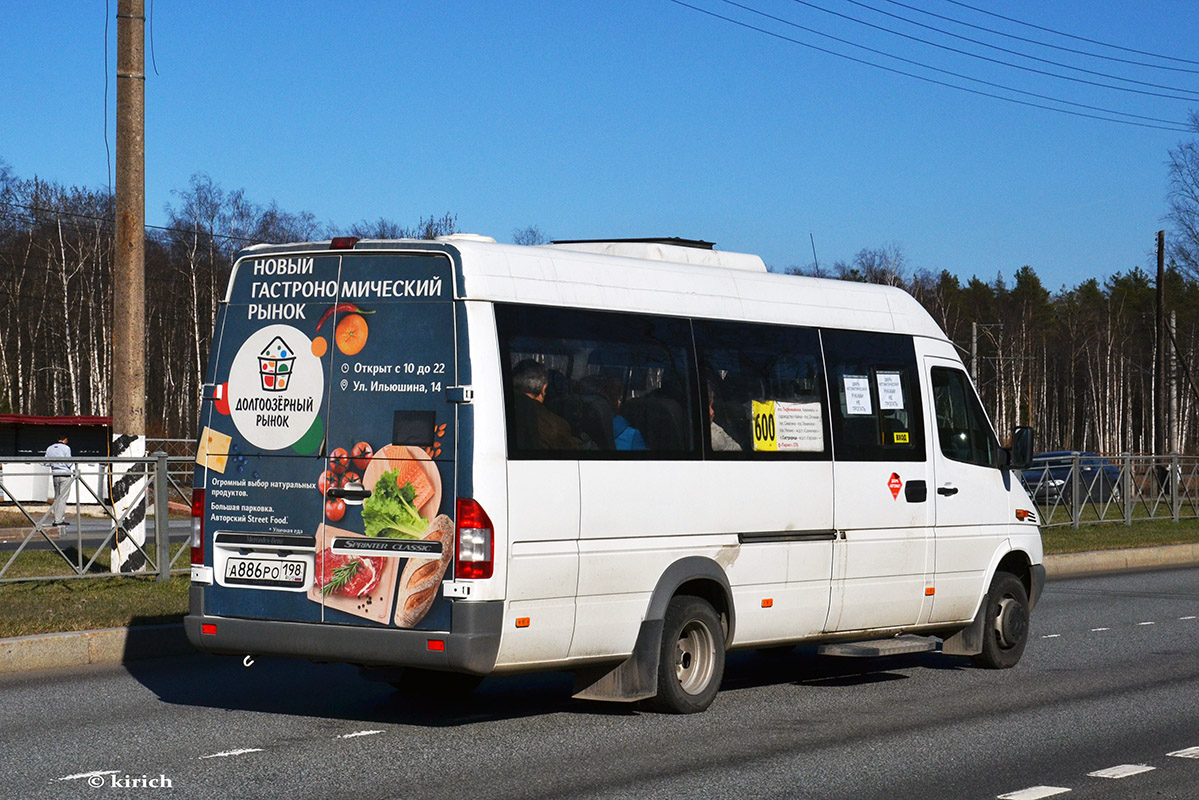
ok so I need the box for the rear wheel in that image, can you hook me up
[649,596,725,714]
[973,572,1030,669]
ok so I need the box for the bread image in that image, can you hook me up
[395,514,455,628]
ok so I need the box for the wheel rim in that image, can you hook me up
[675,618,716,695]
[994,595,1029,649]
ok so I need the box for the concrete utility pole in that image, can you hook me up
[1155,230,1166,459]
[114,0,145,438]
[112,0,148,573]
[1169,310,1178,454]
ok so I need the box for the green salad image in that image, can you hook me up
[361,467,428,538]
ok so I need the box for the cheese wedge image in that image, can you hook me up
[195,426,232,474]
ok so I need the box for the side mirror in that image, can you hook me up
[1009,426,1034,470]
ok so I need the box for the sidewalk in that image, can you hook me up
[3,543,1199,675]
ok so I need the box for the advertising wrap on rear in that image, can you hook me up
[197,252,458,632]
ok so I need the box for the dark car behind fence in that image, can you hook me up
[1019,452,1198,529]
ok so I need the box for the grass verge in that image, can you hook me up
[1041,516,1199,554]
[3,517,1199,639]
[0,544,190,638]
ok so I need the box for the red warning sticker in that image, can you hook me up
[888,472,902,500]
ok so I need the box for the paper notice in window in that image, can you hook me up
[775,401,824,452]
[877,372,904,410]
[844,375,872,415]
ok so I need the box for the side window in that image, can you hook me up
[495,304,699,460]
[821,329,925,462]
[693,320,829,460]
[931,367,998,467]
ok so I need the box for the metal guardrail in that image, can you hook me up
[1017,453,1199,529]
[0,454,194,583]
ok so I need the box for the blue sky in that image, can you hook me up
[3,1,1197,290]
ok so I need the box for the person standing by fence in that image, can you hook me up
[45,435,72,527]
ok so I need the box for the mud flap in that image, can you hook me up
[941,602,985,656]
[572,619,663,702]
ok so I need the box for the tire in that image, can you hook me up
[972,572,1030,669]
[648,595,725,714]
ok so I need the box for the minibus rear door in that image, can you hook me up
[317,251,459,631]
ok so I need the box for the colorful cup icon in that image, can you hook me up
[258,337,296,392]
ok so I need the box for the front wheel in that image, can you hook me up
[973,572,1030,669]
[648,596,725,714]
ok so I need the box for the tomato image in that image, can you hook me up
[329,447,350,474]
[350,441,373,472]
[317,469,340,496]
[325,497,346,522]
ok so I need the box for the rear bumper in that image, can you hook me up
[185,587,502,674]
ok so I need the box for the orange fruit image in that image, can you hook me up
[335,314,368,355]
[311,336,328,357]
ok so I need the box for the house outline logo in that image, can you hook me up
[257,336,297,392]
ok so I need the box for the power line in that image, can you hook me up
[0,202,267,245]
[943,0,1199,67]
[839,0,1199,91]
[715,0,1189,128]
[671,1,1190,132]
[784,0,1199,101]
[878,0,1199,75]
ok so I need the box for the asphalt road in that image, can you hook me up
[2,567,1199,800]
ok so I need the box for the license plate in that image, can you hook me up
[223,556,306,587]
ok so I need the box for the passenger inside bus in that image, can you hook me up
[706,380,742,452]
[511,359,580,450]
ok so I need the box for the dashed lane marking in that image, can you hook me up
[1041,634,1061,639]
[199,748,265,759]
[1181,616,1197,621]
[58,770,120,782]
[997,786,1071,799]
[1090,627,1110,632]
[1088,764,1155,779]
[338,730,383,739]
[1168,746,1199,759]
[1138,621,1156,626]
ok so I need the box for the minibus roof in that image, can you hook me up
[236,237,948,341]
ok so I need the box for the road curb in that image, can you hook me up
[1044,542,1199,578]
[2,544,1199,675]
[0,623,192,674]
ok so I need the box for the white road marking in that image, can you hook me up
[338,730,383,739]
[1090,627,1110,632]
[199,748,264,759]
[1180,616,1197,621]
[58,770,119,781]
[997,786,1071,799]
[1041,634,1061,639]
[1137,621,1156,626]
[1088,764,1155,779]
[1168,746,1199,758]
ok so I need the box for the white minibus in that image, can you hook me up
[186,235,1044,713]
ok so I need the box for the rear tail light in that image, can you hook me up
[191,488,205,565]
[330,236,359,250]
[455,498,493,579]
